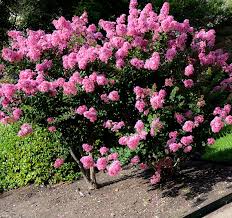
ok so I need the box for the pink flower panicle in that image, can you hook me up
[18,123,33,137]
[80,156,95,169]
[82,143,93,152]
[108,160,122,176]
[54,158,64,168]
[131,155,140,165]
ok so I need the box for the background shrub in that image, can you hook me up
[0,122,80,192]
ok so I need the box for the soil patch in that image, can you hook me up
[1,162,232,218]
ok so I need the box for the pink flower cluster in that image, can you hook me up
[131,155,140,165]
[107,160,122,176]
[54,158,64,168]
[99,146,109,155]
[150,90,166,110]
[134,86,150,113]
[82,143,93,152]
[150,118,163,137]
[80,156,95,169]
[150,171,161,185]
[96,157,108,170]
[18,123,33,137]
[182,121,195,132]
[210,104,232,133]
[104,120,125,132]
[48,126,56,132]
[75,105,97,123]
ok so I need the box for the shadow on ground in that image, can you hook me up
[99,161,232,208]
[147,161,232,207]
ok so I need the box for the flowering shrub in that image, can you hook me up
[0,0,231,189]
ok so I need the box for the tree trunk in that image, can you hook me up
[69,147,98,190]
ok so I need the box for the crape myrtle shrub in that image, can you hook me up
[0,0,231,188]
[0,122,80,192]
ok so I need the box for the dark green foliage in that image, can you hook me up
[0,122,80,192]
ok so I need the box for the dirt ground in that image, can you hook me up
[1,161,232,218]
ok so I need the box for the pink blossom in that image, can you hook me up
[165,78,174,87]
[37,81,51,92]
[99,146,109,155]
[48,126,56,132]
[223,104,231,114]
[12,108,22,121]
[138,130,148,140]
[82,143,93,152]
[83,107,97,122]
[108,153,118,161]
[111,121,125,132]
[130,58,144,69]
[82,78,95,93]
[183,79,194,88]
[108,91,120,101]
[80,156,94,169]
[134,120,144,132]
[89,72,98,82]
[131,155,140,165]
[36,59,52,72]
[183,146,192,153]
[169,143,181,152]
[135,100,146,112]
[1,84,17,100]
[116,58,125,69]
[104,120,113,128]
[144,52,160,71]
[165,47,177,61]
[225,115,232,125]
[18,123,33,137]
[180,135,193,146]
[127,134,140,150]
[134,86,147,98]
[150,92,165,110]
[100,94,109,103]
[54,158,64,168]
[169,131,178,139]
[119,136,128,145]
[175,113,185,124]
[167,138,176,145]
[47,117,54,123]
[184,64,194,76]
[207,138,215,145]
[96,75,108,86]
[144,109,149,116]
[194,115,204,126]
[96,157,108,170]
[213,107,222,116]
[150,172,161,185]
[63,82,77,95]
[150,118,163,137]
[210,116,224,133]
[108,160,122,176]
[75,105,88,115]
[0,116,12,125]
[182,121,195,132]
